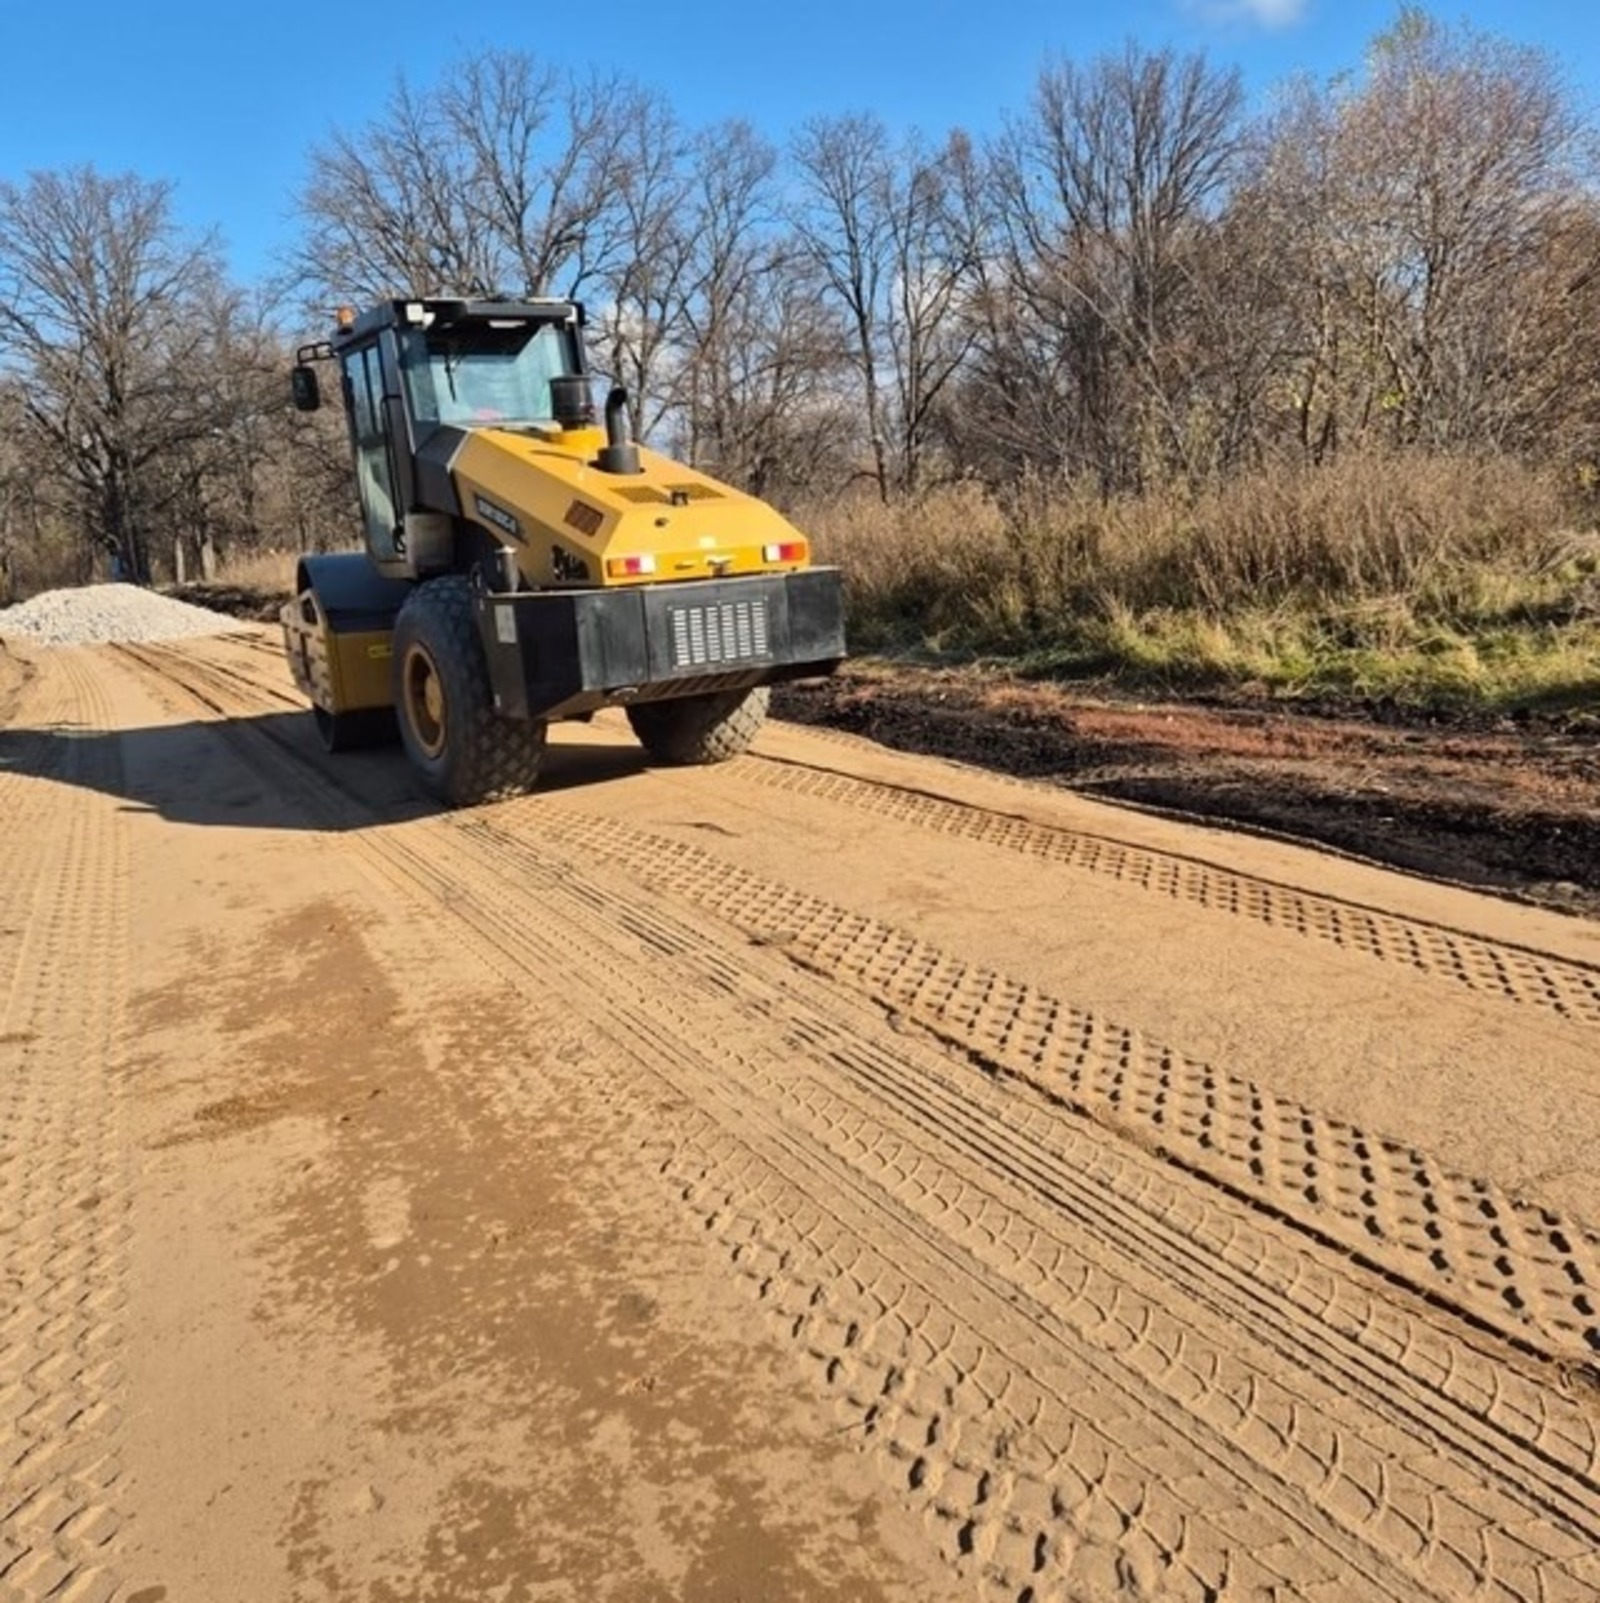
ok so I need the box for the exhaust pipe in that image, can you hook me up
[597,386,642,475]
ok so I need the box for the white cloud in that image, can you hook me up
[1188,0,1308,28]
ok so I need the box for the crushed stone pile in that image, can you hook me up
[0,583,239,647]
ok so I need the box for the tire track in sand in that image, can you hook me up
[141,635,1600,1359]
[739,755,1600,1029]
[116,639,1600,1603]
[428,812,1600,1603]
[174,628,1600,1029]
[482,798,1600,1371]
[0,654,86,1034]
[0,649,131,1603]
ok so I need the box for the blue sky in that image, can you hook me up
[1,0,1594,285]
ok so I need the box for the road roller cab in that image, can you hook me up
[281,298,846,805]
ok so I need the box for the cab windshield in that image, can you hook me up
[399,321,581,428]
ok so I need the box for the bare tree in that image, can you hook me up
[149,290,312,577]
[1514,202,1600,474]
[672,121,782,471]
[791,114,896,498]
[989,44,1243,489]
[680,243,852,500]
[928,132,1070,483]
[791,117,980,496]
[443,56,643,299]
[1355,10,1583,446]
[0,167,235,581]
[251,15,1596,538]
[654,124,849,499]
[588,88,693,439]
[297,50,641,305]
[299,77,489,302]
[1244,10,1590,459]
[0,381,27,602]
[879,133,981,493]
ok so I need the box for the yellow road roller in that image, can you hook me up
[282,297,845,805]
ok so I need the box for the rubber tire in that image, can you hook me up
[392,576,547,806]
[626,686,769,766]
[313,705,398,753]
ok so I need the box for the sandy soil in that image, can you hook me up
[170,583,1600,917]
[775,662,1600,920]
[3,627,1599,1602]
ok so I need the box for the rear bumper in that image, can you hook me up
[477,567,847,721]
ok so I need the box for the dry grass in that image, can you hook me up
[115,458,1600,712]
[797,453,1600,709]
[212,549,300,594]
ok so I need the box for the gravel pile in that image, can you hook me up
[0,583,239,647]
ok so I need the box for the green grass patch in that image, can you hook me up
[801,457,1600,715]
[994,607,1600,713]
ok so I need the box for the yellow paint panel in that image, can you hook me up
[280,597,394,713]
[331,629,396,709]
[452,435,811,590]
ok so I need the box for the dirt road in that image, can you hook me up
[774,665,1600,920]
[3,626,1599,1601]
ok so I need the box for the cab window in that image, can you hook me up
[343,344,400,561]
[400,322,579,427]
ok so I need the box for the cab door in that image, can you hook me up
[341,342,401,565]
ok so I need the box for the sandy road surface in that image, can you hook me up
[2,627,1599,1602]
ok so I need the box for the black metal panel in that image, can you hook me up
[476,569,846,723]
[783,567,850,662]
[413,426,467,516]
[573,588,652,688]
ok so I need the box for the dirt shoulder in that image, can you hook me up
[163,580,285,624]
[774,661,1600,921]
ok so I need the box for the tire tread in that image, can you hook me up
[628,686,769,765]
[394,577,545,806]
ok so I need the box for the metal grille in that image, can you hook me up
[668,598,770,669]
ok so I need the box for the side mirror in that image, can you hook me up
[290,365,322,412]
